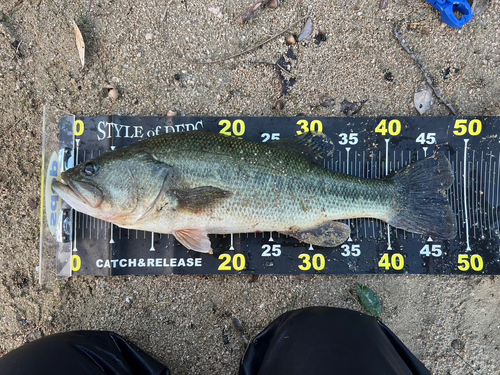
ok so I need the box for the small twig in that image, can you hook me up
[10,40,21,61]
[240,0,265,23]
[394,25,458,116]
[160,0,174,33]
[0,123,15,140]
[247,60,288,74]
[161,6,168,23]
[232,317,250,345]
[190,16,307,65]
[453,350,483,375]
[247,61,275,66]
[5,0,25,14]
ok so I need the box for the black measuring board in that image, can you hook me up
[56,115,500,277]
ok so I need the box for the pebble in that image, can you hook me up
[105,84,119,101]
[285,35,296,45]
[267,0,278,9]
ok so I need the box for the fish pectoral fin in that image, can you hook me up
[173,229,212,253]
[172,186,232,213]
[284,221,350,248]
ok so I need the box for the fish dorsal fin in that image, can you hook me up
[173,229,212,253]
[171,186,232,213]
[271,132,335,165]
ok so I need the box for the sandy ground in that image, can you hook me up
[1,0,499,374]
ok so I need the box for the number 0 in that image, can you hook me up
[71,254,81,272]
[74,120,84,136]
[232,254,245,271]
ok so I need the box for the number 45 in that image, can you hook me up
[420,244,442,257]
[416,133,436,145]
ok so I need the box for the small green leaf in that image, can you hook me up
[356,283,382,319]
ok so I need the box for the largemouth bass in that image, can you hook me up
[52,131,456,253]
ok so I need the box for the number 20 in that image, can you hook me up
[218,253,245,271]
[219,119,245,136]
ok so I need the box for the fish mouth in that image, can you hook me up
[52,173,103,209]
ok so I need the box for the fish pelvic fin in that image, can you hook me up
[173,229,212,253]
[172,186,232,213]
[387,152,456,239]
[284,221,350,248]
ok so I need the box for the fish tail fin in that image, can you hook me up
[387,153,456,239]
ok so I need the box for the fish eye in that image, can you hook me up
[83,162,97,176]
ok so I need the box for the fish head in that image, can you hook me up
[52,150,172,226]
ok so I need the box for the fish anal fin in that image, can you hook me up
[172,186,232,213]
[173,229,212,253]
[284,221,350,248]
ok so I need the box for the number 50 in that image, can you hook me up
[457,254,483,272]
[453,119,482,136]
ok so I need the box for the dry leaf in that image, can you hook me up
[414,82,434,115]
[472,0,491,15]
[208,7,224,19]
[341,99,366,116]
[298,18,313,42]
[72,20,85,68]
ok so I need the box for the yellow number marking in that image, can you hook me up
[312,253,325,271]
[71,254,81,272]
[298,253,310,270]
[232,253,245,271]
[453,119,482,136]
[218,253,246,271]
[218,119,246,136]
[375,119,401,136]
[378,253,405,271]
[74,120,85,136]
[298,253,325,271]
[296,119,323,135]
[218,253,231,270]
[458,254,484,272]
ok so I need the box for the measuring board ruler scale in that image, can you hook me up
[39,113,500,280]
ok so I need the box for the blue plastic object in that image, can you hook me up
[426,0,474,29]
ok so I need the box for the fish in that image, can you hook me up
[52,130,456,253]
